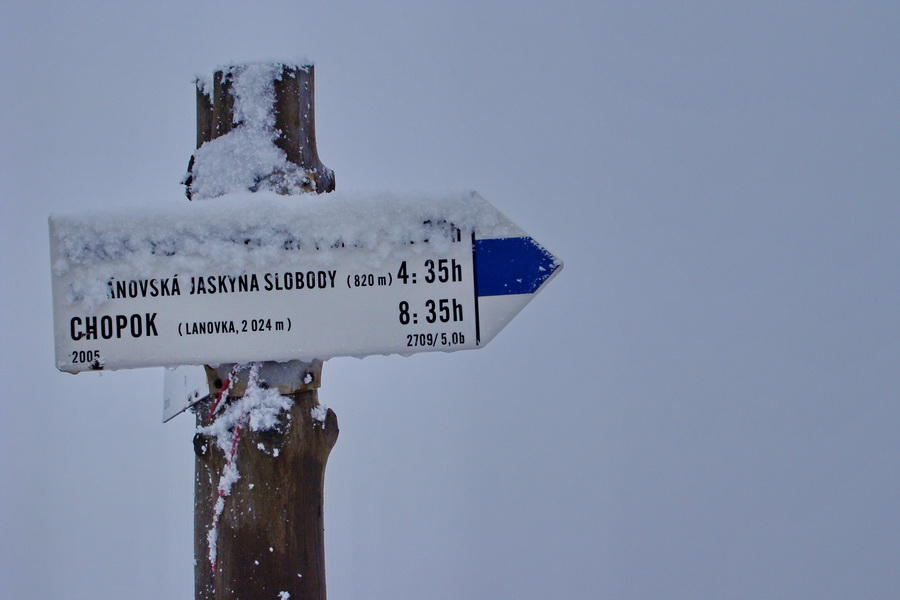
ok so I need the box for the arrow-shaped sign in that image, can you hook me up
[50,191,562,373]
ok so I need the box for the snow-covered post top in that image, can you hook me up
[184,62,335,200]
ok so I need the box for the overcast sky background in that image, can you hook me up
[1,1,898,599]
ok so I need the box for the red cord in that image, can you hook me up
[210,416,246,575]
[207,367,237,424]
[206,366,246,574]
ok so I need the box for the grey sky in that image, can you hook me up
[1,1,898,599]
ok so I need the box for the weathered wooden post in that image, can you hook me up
[186,63,338,600]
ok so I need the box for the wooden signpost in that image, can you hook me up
[48,62,562,600]
[187,64,337,600]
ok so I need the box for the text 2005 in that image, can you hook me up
[71,350,101,364]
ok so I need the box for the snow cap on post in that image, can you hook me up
[184,62,334,200]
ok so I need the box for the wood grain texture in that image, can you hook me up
[273,66,335,193]
[194,390,339,600]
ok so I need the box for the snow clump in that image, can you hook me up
[188,63,312,199]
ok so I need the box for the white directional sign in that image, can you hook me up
[50,191,562,373]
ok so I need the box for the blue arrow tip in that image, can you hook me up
[475,237,561,297]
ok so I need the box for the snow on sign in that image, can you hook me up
[49,191,562,373]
